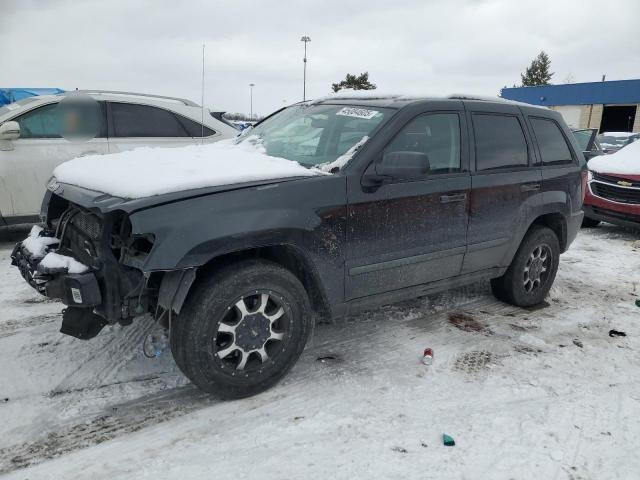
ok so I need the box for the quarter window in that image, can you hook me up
[385,113,461,173]
[473,114,528,171]
[530,118,573,165]
[178,115,216,137]
[111,103,189,137]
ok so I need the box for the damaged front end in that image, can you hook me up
[11,200,157,340]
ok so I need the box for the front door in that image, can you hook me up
[0,102,109,219]
[346,111,470,300]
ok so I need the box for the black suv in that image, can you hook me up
[12,95,586,398]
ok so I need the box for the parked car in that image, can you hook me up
[582,139,640,229]
[572,128,603,160]
[597,131,640,155]
[0,90,238,225]
[11,95,586,398]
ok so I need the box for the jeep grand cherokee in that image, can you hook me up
[12,95,586,398]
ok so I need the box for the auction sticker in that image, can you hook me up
[336,107,379,119]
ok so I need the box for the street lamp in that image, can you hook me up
[249,83,255,121]
[300,36,311,101]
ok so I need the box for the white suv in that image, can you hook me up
[0,90,238,224]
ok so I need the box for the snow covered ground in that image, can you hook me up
[1,225,639,480]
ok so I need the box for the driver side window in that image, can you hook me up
[14,103,63,139]
[385,113,461,173]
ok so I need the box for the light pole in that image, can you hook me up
[249,83,255,121]
[300,36,311,101]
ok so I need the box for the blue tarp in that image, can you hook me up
[0,88,65,106]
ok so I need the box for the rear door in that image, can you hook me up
[462,102,542,274]
[346,104,471,299]
[107,102,207,153]
[529,115,583,220]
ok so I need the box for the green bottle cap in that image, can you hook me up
[443,434,455,446]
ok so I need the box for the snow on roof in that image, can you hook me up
[310,89,546,108]
[53,137,326,199]
[588,138,640,175]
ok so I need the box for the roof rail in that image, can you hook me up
[60,90,200,107]
[447,94,503,101]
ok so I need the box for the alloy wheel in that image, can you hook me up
[214,291,289,372]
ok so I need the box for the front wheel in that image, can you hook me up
[491,226,560,307]
[172,259,313,399]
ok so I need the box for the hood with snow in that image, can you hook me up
[52,138,326,200]
[589,139,640,176]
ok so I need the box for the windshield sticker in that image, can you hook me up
[336,107,379,120]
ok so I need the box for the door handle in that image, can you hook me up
[440,193,467,203]
[520,183,541,192]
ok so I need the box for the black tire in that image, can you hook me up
[581,217,601,228]
[490,225,560,307]
[171,259,312,399]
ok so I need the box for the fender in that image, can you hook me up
[129,174,348,309]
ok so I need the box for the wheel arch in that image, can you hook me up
[530,212,568,252]
[159,243,332,321]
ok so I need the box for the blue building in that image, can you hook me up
[501,79,640,133]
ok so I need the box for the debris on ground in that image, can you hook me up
[635,299,640,308]
[391,446,408,453]
[443,434,455,446]
[448,312,490,334]
[573,339,584,348]
[609,329,627,338]
[422,348,433,365]
[316,355,338,363]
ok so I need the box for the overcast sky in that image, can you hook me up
[2,0,639,116]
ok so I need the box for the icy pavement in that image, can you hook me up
[0,226,639,480]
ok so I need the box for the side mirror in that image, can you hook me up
[376,151,430,179]
[0,121,20,140]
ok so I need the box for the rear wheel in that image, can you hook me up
[171,259,313,399]
[490,226,560,307]
[581,217,601,228]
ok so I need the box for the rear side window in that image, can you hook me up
[385,113,461,173]
[473,114,528,171]
[530,118,574,165]
[111,103,189,137]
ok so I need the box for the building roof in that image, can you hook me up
[500,79,640,106]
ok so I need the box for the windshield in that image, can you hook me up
[237,104,391,170]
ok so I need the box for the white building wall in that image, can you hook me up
[552,105,582,128]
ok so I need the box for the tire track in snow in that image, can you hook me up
[0,385,214,474]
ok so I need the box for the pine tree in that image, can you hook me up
[331,72,377,92]
[520,51,554,86]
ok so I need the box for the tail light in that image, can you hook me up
[581,170,589,204]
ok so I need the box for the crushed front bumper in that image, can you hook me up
[11,242,102,308]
